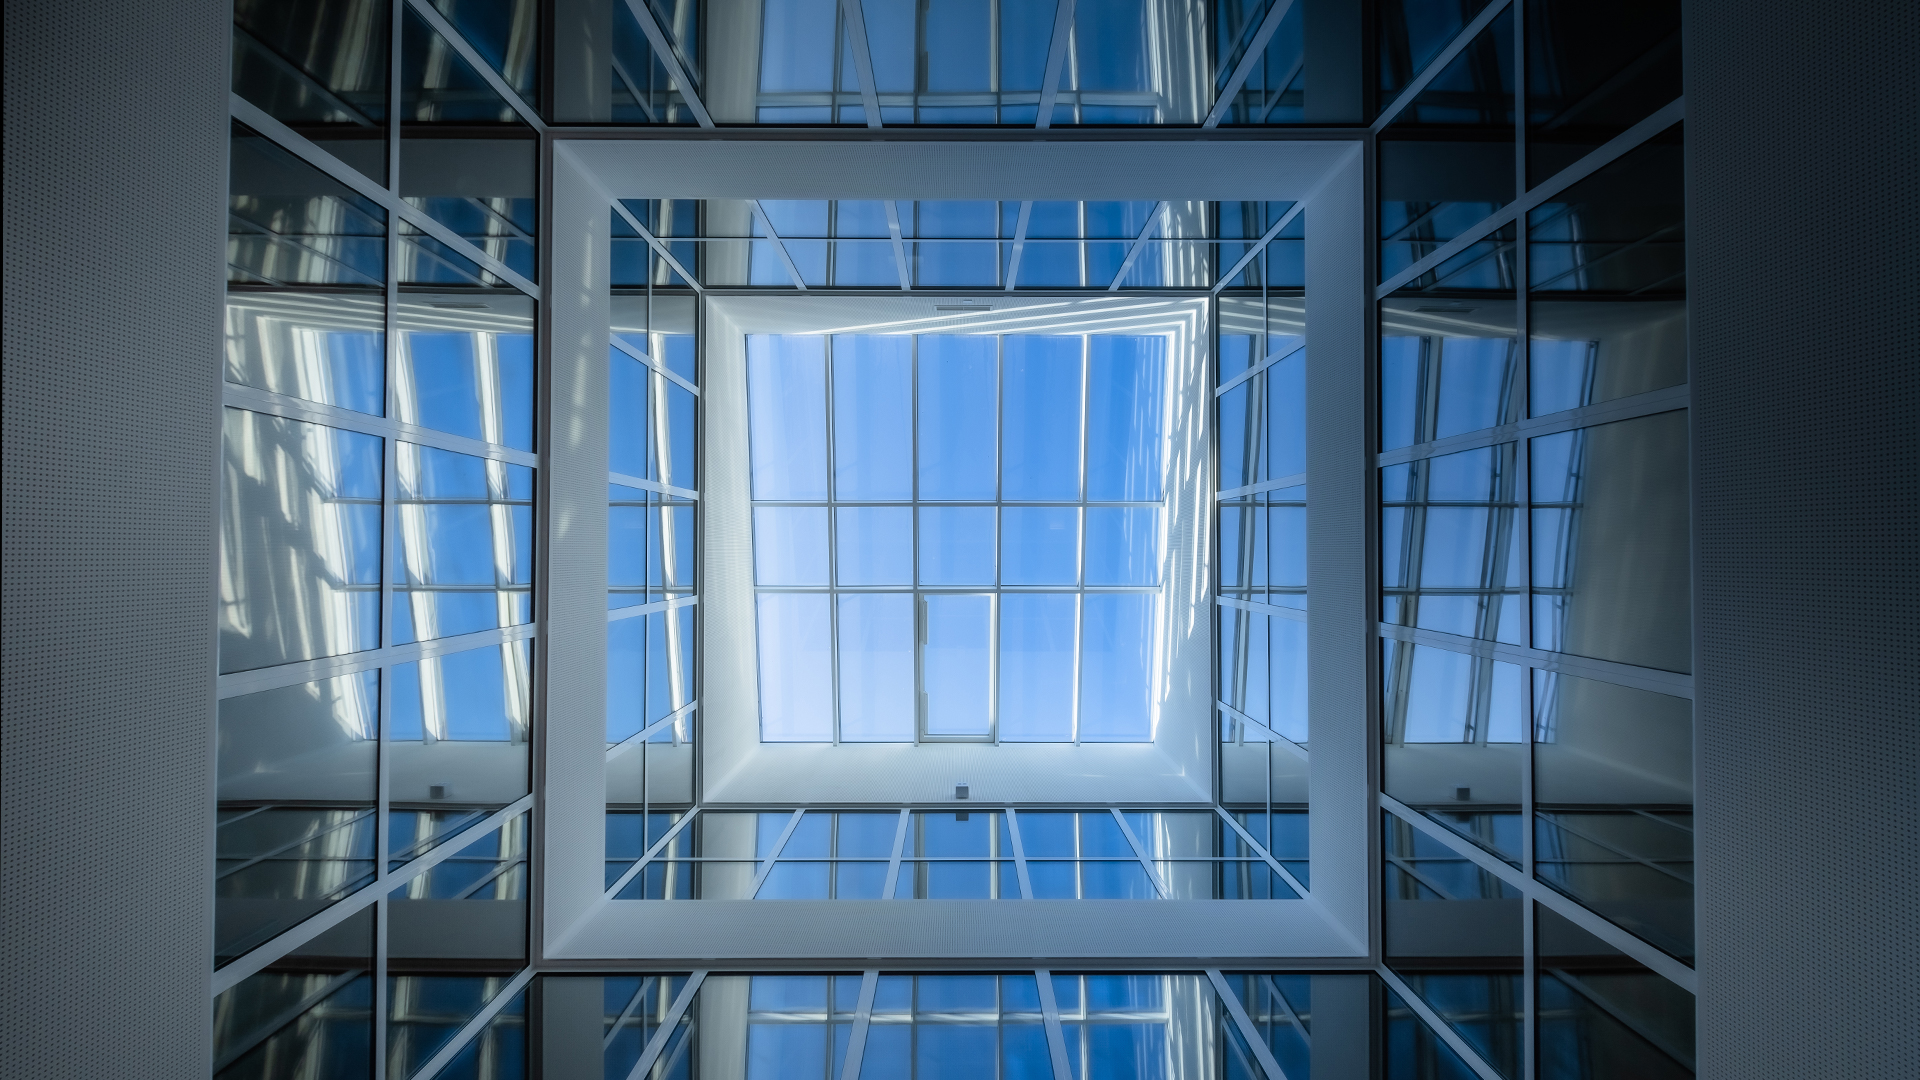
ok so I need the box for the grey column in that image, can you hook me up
[540,975,608,1078]
[541,146,613,950]
[1687,1,1920,1076]
[1,0,228,1074]
[1308,973,1377,1079]
[1303,0,1367,124]
[1304,147,1374,954]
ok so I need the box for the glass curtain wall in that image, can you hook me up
[547,0,1321,127]
[1374,2,1693,1078]
[217,3,542,1075]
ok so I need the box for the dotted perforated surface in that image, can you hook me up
[1689,0,1920,1075]
[2,0,227,1075]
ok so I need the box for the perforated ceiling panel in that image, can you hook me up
[1688,0,1920,1076]
[2,0,227,1074]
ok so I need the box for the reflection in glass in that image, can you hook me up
[1537,905,1695,1077]
[212,906,374,1077]
[1535,672,1694,961]
[1379,297,1520,451]
[225,291,385,415]
[1377,0,1500,106]
[897,811,1017,899]
[1529,131,1684,297]
[1530,412,1690,672]
[1053,973,1266,1079]
[217,673,379,963]
[228,122,387,290]
[1378,7,1517,281]
[392,443,534,644]
[395,292,535,451]
[230,2,389,184]
[1381,443,1524,644]
[1383,812,1523,1079]
[387,973,522,1080]
[219,409,383,674]
[389,812,528,975]
[388,641,531,872]
[858,974,1049,1077]
[1526,0,1681,184]
[1384,985,1487,1080]
[1382,640,1526,864]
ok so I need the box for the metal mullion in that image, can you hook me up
[213,794,532,996]
[603,807,702,898]
[216,808,377,880]
[449,852,525,899]
[222,384,540,469]
[1205,969,1293,1080]
[1371,0,1514,133]
[1033,0,1077,129]
[1375,97,1684,298]
[603,976,660,1050]
[1214,704,1307,762]
[747,809,808,897]
[1201,0,1296,128]
[825,337,842,744]
[1005,201,1033,291]
[1108,808,1168,897]
[882,808,910,898]
[1213,806,1310,898]
[1376,621,1693,699]
[1004,808,1035,898]
[611,334,701,396]
[1216,473,1310,499]
[1380,795,1697,992]
[608,471,700,500]
[605,700,697,761]
[839,0,885,128]
[609,198,703,294]
[911,335,923,741]
[1034,969,1073,1080]
[750,200,811,291]
[1217,595,1308,623]
[885,202,913,290]
[616,0,713,127]
[1212,199,1305,295]
[1257,974,1311,1049]
[1373,384,1691,468]
[403,0,545,131]
[1105,202,1169,290]
[228,216,388,287]
[1214,340,1308,398]
[1523,897,1538,1080]
[840,970,882,1080]
[1377,964,1507,1080]
[624,971,709,1080]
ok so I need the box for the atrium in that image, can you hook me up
[4,0,1915,1078]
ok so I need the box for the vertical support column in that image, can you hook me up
[1303,0,1368,124]
[1306,974,1377,1078]
[1303,147,1373,955]
[3,0,227,1074]
[550,0,613,123]
[540,144,612,951]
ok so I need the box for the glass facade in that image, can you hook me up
[211,3,1692,1078]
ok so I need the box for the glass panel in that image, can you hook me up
[216,673,379,964]
[919,506,996,586]
[218,409,383,674]
[387,972,523,1080]
[1086,336,1167,501]
[1084,508,1160,586]
[922,594,992,736]
[212,906,373,1077]
[434,985,527,1080]
[758,593,834,741]
[749,335,829,500]
[999,593,1077,742]
[392,443,534,644]
[754,506,831,586]
[834,335,915,500]
[388,641,532,868]
[225,291,385,415]
[839,593,916,742]
[1054,974,1260,1078]
[1002,336,1085,500]
[1218,377,1261,491]
[1526,0,1682,185]
[1531,411,1691,672]
[395,291,535,451]
[1379,296,1521,451]
[1380,443,1525,644]
[1377,0,1499,107]
[1537,905,1696,1077]
[428,0,539,104]
[231,1,389,185]
[918,336,999,500]
[1079,594,1155,741]
[1529,130,1685,299]
[1384,985,1487,1080]
[1383,812,1523,1079]
[837,506,914,586]
[1378,7,1517,282]
[1382,640,1526,865]
[1535,672,1694,961]
[1001,507,1080,585]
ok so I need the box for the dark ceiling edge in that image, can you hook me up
[551,126,1370,144]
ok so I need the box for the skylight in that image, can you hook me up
[746,330,1171,743]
